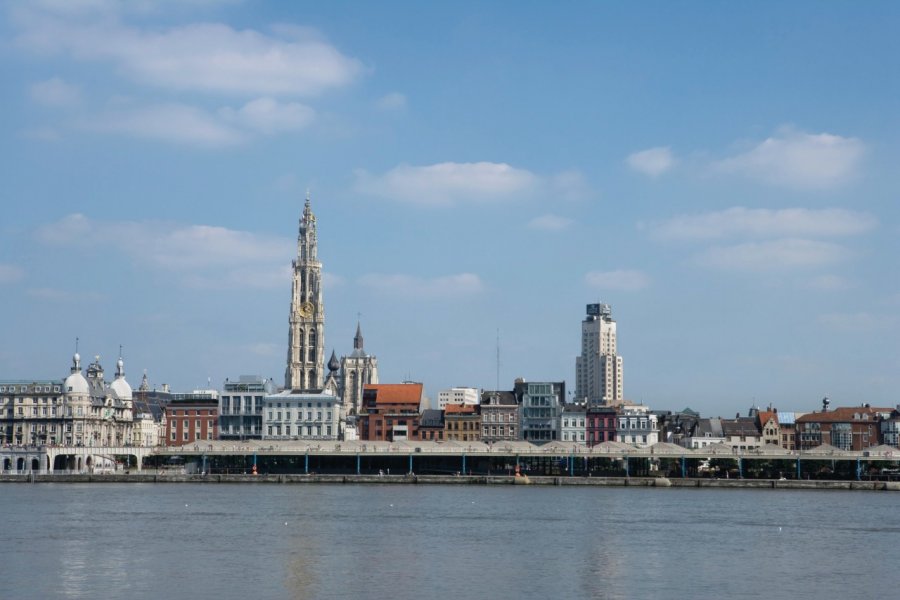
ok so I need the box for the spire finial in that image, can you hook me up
[354,319,364,350]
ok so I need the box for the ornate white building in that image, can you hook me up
[0,350,134,448]
[575,303,624,405]
[286,194,326,392]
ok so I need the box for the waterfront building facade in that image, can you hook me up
[561,404,587,443]
[880,411,900,448]
[444,403,480,442]
[339,323,379,416]
[419,409,445,441]
[586,406,618,446]
[616,405,658,447]
[286,194,326,392]
[684,417,725,449]
[575,303,623,405]
[1,378,65,445]
[479,391,519,443]
[796,406,893,451]
[164,391,218,446]
[720,417,762,451]
[516,380,565,444]
[357,383,424,441]
[1,352,135,447]
[261,390,340,440]
[757,409,780,446]
[219,375,273,440]
[437,387,480,409]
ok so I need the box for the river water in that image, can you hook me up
[0,483,894,599]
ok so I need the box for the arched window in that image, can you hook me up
[308,329,316,348]
[308,369,316,387]
[297,328,304,349]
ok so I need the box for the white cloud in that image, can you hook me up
[650,207,877,241]
[818,312,897,332]
[355,162,540,206]
[0,264,25,284]
[30,77,81,107]
[376,92,407,111]
[550,170,593,201]
[358,273,484,297]
[219,97,315,134]
[528,214,573,231]
[715,128,864,189]
[36,213,294,288]
[696,238,850,271]
[15,15,363,97]
[626,147,675,177]
[78,103,244,147]
[584,269,650,291]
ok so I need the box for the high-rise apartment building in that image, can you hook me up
[575,303,623,405]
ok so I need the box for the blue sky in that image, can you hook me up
[1,1,898,416]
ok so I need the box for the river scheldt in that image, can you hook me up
[1,484,894,599]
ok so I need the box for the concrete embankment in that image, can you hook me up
[2,473,900,490]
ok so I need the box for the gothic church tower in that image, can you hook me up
[286,193,325,391]
[339,322,379,415]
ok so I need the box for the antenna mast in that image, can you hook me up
[496,328,500,391]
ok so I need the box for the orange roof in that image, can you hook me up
[444,403,477,415]
[364,383,423,405]
[796,406,894,423]
[758,411,778,426]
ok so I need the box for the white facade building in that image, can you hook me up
[575,303,624,405]
[437,387,480,409]
[616,405,658,448]
[561,405,587,443]
[262,390,340,441]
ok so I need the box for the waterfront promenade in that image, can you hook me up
[3,439,898,482]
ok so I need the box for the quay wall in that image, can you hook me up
[2,473,900,491]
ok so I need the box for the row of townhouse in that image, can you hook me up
[672,402,900,452]
[354,380,668,448]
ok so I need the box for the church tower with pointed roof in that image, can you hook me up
[339,321,379,415]
[285,193,326,391]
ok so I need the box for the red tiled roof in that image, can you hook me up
[758,411,778,427]
[444,403,477,415]
[796,406,894,423]
[364,383,423,405]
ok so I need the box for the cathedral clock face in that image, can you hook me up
[299,302,315,318]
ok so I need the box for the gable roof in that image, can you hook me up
[364,383,423,405]
[757,410,778,427]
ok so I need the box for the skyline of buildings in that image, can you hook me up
[2,3,897,416]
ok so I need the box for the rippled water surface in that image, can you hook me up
[0,483,895,599]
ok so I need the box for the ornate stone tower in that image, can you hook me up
[285,193,325,391]
[340,322,379,415]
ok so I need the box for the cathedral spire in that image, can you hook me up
[286,191,325,391]
[354,321,364,351]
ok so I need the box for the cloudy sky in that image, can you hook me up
[1,1,898,416]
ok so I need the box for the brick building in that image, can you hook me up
[164,391,218,446]
[357,383,423,441]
